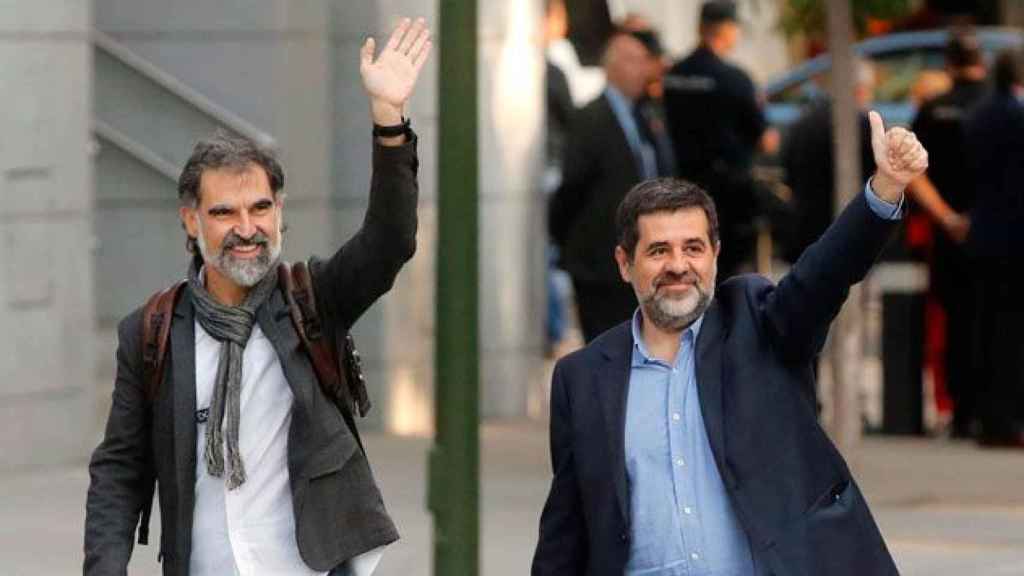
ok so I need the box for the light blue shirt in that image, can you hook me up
[625,312,754,576]
[623,185,902,575]
[605,86,659,179]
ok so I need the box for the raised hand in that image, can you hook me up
[360,18,432,126]
[868,110,929,203]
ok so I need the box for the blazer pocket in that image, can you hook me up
[299,430,359,479]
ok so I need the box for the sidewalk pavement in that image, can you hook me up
[3,420,1022,575]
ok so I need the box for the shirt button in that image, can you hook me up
[683,506,692,515]
[676,458,685,467]
[672,412,681,421]
[691,552,700,561]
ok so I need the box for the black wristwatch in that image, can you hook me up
[372,116,412,139]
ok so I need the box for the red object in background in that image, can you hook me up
[904,211,934,252]
[904,210,953,419]
[925,294,953,415]
[865,17,894,37]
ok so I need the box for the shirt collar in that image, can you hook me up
[605,85,635,113]
[630,307,705,367]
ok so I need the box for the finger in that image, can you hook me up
[360,37,375,70]
[912,150,929,172]
[412,39,433,72]
[399,18,425,54]
[407,22,430,60]
[895,129,915,155]
[385,17,411,53]
[868,110,886,155]
[888,129,912,159]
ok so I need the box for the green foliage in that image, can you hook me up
[779,0,913,39]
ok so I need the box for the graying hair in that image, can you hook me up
[616,178,720,259]
[177,130,284,207]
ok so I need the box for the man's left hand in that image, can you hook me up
[361,17,432,127]
[868,110,929,203]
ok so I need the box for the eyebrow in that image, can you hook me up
[207,197,274,213]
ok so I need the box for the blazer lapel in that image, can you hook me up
[257,289,312,414]
[170,286,197,556]
[594,324,634,524]
[694,302,734,488]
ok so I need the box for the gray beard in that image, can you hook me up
[196,225,282,288]
[640,283,713,332]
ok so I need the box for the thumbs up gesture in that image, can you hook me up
[868,110,929,203]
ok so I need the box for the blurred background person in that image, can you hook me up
[544,0,578,353]
[663,0,778,279]
[549,27,673,343]
[907,30,989,439]
[910,70,953,109]
[780,59,877,264]
[964,48,1024,448]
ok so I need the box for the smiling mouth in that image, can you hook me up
[228,244,263,258]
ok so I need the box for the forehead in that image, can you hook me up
[636,207,711,244]
[198,163,272,205]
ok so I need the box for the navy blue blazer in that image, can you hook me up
[533,193,900,576]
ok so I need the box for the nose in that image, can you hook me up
[666,250,689,274]
[234,210,255,238]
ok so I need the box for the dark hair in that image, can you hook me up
[616,178,719,258]
[993,49,1023,94]
[177,130,284,206]
[945,29,983,69]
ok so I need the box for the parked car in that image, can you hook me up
[751,28,1024,263]
[764,27,1024,128]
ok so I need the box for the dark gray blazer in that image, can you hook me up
[84,137,419,576]
[533,193,900,576]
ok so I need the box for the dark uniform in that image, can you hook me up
[964,88,1024,445]
[781,99,876,263]
[663,46,766,277]
[910,78,988,437]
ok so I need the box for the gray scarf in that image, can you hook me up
[188,261,278,489]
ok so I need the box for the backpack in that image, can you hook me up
[134,260,370,546]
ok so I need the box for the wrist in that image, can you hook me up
[870,173,903,204]
[371,100,404,126]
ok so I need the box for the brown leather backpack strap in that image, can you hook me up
[290,261,371,417]
[291,261,356,411]
[142,281,185,404]
[136,279,184,546]
[280,261,365,451]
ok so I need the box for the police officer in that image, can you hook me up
[663,0,776,278]
[907,30,988,438]
[964,49,1024,447]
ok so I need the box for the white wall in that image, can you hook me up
[0,0,96,469]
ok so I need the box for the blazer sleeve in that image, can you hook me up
[312,135,419,331]
[762,191,898,362]
[84,311,152,575]
[532,362,588,575]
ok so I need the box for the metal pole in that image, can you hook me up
[827,0,863,453]
[428,0,479,574]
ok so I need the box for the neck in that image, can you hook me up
[203,266,249,306]
[700,39,727,58]
[639,313,684,363]
[955,67,985,82]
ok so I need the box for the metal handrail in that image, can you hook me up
[91,29,277,150]
[92,119,180,181]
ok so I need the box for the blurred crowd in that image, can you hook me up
[542,0,1024,447]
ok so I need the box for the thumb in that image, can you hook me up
[868,110,886,155]
[360,37,375,70]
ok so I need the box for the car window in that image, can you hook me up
[769,48,947,106]
[871,49,945,102]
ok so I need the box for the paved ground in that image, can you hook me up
[3,421,1022,575]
